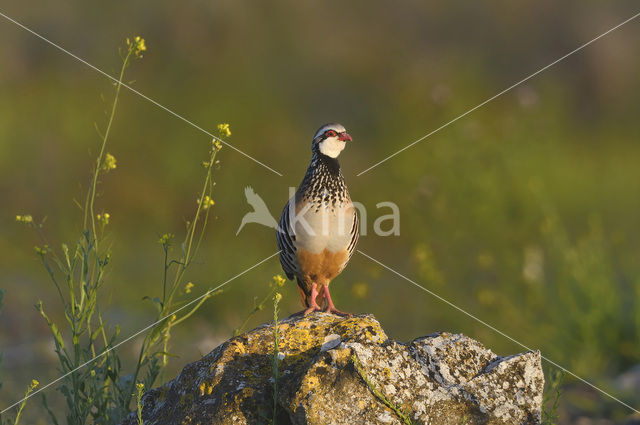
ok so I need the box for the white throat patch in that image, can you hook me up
[318,138,346,158]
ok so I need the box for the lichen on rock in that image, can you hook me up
[121,313,544,425]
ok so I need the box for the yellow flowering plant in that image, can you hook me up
[198,195,215,210]
[13,33,233,424]
[15,214,33,224]
[135,382,145,425]
[126,35,147,58]
[217,123,231,137]
[184,282,195,294]
[16,36,146,424]
[13,35,226,423]
[11,379,39,425]
[271,289,282,423]
[0,292,39,425]
[131,112,229,411]
[233,275,286,337]
[97,212,111,225]
[102,153,117,171]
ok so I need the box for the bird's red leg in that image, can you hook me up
[289,285,323,316]
[322,285,351,317]
[290,285,323,317]
[302,285,323,315]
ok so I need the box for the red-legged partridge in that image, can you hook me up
[277,123,359,316]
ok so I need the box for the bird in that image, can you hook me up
[276,123,359,316]
[236,186,278,235]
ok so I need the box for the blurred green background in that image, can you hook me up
[1,1,640,423]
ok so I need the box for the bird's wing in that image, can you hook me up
[276,200,298,280]
[345,208,359,264]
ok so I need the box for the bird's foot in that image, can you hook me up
[303,304,324,316]
[323,306,351,317]
[289,303,323,318]
[320,285,351,316]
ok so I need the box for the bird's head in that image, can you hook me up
[312,123,352,158]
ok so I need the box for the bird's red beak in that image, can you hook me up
[338,132,352,142]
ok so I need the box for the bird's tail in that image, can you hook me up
[296,277,311,308]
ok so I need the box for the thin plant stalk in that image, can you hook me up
[352,354,414,425]
[234,275,286,338]
[272,292,282,424]
[13,380,39,425]
[125,142,222,408]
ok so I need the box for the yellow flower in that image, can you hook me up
[158,233,174,246]
[272,275,286,288]
[185,282,194,294]
[97,213,111,225]
[198,195,215,210]
[30,379,39,389]
[135,36,146,53]
[217,123,231,137]
[34,245,49,255]
[16,214,34,224]
[136,382,145,391]
[103,153,117,171]
[127,36,147,57]
[213,140,223,151]
[274,293,282,303]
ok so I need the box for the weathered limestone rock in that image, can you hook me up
[122,313,544,425]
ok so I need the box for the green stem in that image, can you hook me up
[84,49,132,234]
[81,48,132,325]
[234,284,280,337]
[351,354,414,425]
[171,291,214,327]
[125,142,219,408]
[33,226,66,307]
[13,382,37,425]
[272,294,281,424]
[162,247,169,307]
[164,149,217,311]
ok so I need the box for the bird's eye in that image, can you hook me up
[325,130,337,138]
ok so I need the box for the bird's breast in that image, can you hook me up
[292,200,355,255]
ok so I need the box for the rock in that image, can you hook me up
[121,313,544,425]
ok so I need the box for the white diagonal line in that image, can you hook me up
[357,249,640,414]
[0,11,283,177]
[0,250,281,415]
[357,10,640,176]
